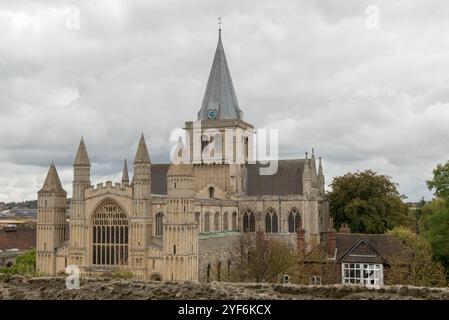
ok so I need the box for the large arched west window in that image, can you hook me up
[265,208,279,233]
[155,212,164,237]
[288,208,302,233]
[92,200,128,266]
[243,209,256,233]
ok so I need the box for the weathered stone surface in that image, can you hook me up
[0,275,448,300]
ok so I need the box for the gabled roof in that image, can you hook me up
[38,162,66,194]
[197,29,243,121]
[335,233,412,265]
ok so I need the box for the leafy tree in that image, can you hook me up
[387,226,447,287]
[419,200,449,276]
[329,170,408,233]
[0,249,39,276]
[426,161,449,198]
[234,233,297,283]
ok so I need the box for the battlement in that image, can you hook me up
[85,181,132,199]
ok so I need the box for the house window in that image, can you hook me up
[342,263,383,288]
[311,276,321,285]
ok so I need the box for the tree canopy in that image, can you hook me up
[329,170,408,234]
[426,161,449,198]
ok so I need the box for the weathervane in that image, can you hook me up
[217,17,222,31]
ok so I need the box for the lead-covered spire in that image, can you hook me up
[197,25,242,121]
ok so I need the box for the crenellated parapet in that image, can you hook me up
[85,181,133,199]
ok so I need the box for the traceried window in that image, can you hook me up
[223,212,229,230]
[243,209,255,233]
[155,212,164,237]
[288,209,301,233]
[92,200,128,266]
[342,263,383,288]
[265,208,279,233]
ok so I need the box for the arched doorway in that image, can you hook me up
[92,199,129,266]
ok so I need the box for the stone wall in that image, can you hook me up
[198,232,241,282]
[1,275,449,300]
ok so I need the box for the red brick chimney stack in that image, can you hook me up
[296,228,306,256]
[327,219,336,258]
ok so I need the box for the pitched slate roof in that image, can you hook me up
[243,160,306,196]
[336,233,412,265]
[197,30,243,121]
[151,164,169,195]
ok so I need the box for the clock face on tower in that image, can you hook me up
[207,109,217,119]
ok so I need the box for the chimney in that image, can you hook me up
[339,223,351,234]
[327,226,336,258]
[296,228,306,256]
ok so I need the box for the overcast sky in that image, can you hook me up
[1,0,449,202]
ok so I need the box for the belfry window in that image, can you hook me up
[92,200,128,266]
[204,212,210,232]
[214,212,219,231]
[155,212,164,237]
[209,186,215,198]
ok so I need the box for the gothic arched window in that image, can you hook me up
[92,200,128,266]
[223,212,229,230]
[243,209,255,233]
[155,212,164,237]
[204,212,210,232]
[265,208,279,233]
[288,209,301,233]
[214,212,219,231]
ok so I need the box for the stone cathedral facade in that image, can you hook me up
[36,29,330,282]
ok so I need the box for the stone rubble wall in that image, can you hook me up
[1,275,449,300]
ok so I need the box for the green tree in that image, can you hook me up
[329,170,408,233]
[426,161,449,198]
[234,233,297,283]
[419,201,449,276]
[387,226,447,287]
[0,249,38,276]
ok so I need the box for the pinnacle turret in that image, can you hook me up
[74,137,90,167]
[39,162,66,194]
[122,159,129,185]
[134,134,151,164]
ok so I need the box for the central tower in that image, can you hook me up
[184,26,254,199]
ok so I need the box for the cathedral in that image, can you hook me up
[36,28,330,282]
